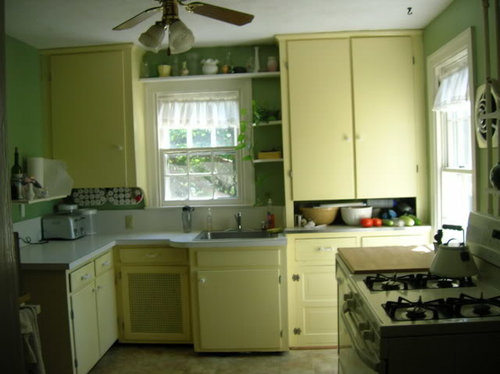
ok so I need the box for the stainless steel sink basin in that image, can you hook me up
[195,230,279,240]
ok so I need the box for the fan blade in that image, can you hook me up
[183,2,254,26]
[113,6,163,30]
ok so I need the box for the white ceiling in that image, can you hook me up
[6,0,453,50]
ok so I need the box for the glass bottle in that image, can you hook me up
[11,147,23,200]
[182,206,194,233]
[206,208,213,231]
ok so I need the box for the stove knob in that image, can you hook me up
[362,329,375,342]
[343,292,354,301]
[358,321,369,331]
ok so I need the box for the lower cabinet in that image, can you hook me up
[287,235,358,348]
[190,246,288,352]
[21,250,118,374]
[115,246,191,343]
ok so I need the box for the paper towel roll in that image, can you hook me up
[27,157,45,187]
[27,157,73,197]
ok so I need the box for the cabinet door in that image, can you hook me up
[287,39,355,200]
[291,266,338,347]
[196,269,282,350]
[352,37,417,198]
[120,265,191,342]
[50,50,131,187]
[95,269,118,356]
[71,282,100,374]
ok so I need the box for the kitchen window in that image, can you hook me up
[144,79,254,207]
[427,29,476,236]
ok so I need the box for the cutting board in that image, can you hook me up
[338,245,435,274]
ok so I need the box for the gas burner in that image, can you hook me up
[447,293,500,318]
[409,274,475,289]
[383,296,449,321]
[364,274,411,291]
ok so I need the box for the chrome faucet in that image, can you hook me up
[234,212,242,231]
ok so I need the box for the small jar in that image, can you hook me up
[267,56,278,72]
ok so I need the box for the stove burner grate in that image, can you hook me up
[447,293,500,318]
[364,274,411,291]
[365,273,475,291]
[383,296,449,321]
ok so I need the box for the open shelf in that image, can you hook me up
[141,71,280,83]
[253,158,284,164]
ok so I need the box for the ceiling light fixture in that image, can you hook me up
[114,0,253,55]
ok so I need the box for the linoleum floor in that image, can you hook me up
[90,344,338,374]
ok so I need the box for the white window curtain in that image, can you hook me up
[157,91,239,147]
[432,67,469,112]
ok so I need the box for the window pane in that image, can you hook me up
[441,171,472,235]
[216,128,236,146]
[164,153,187,174]
[189,153,213,174]
[164,176,188,200]
[192,129,211,148]
[189,175,214,200]
[214,152,236,174]
[169,129,187,149]
[444,105,472,170]
[214,175,237,198]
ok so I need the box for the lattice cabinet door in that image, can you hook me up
[120,265,191,342]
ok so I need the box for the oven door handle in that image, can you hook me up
[341,307,381,372]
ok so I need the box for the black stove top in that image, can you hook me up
[383,293,500,321]
[364,273,475,291]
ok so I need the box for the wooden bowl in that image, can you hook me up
[300,207,339,225]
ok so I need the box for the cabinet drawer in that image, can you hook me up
[195,248,281,267]
[295,237,357,264]
[119,247,188,265]
[70,262,95,292]
[361,235,428,247]
[95,251,113,276]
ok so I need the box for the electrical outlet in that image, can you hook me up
[125,215,134,230]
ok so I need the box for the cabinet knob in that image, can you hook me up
[114,144,124,151]
[145,253,159,258]
[343,134,351,142]
[318,246,334,252]
[81,273,90,281]
[199,278,206,284]
[102,260,111,267]
[355,134,362,141]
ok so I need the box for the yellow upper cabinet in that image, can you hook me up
[43,45,138,188]
[279,32,421,204]
[352,36,416,198]
[287,39,355,200]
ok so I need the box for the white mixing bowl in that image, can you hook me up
[340,206,373,226]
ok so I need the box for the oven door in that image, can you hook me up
[339,309,380,374]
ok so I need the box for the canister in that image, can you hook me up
[79,208,98,235]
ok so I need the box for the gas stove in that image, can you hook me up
[337,212,500,374]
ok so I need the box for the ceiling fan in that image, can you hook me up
[113,0,254,54]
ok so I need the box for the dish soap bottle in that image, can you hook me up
[266,198,275,229]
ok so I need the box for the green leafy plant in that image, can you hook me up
[235,108,253,161]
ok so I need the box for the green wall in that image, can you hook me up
[6,36,60,222]
[423,0,499,213]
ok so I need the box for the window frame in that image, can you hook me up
[143,78,254,208]
[426,28,476,231]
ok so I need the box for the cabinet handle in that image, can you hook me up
[318,246,334,252]
[199,278,206,284]
[145,253,159,258]
[81,273,91,281]
[343,134,351,142]
[101,260,111,267]
[114,144,124,151]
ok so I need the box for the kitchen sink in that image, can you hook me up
[195,230,279,240]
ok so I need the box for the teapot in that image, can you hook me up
[201,59,219,75]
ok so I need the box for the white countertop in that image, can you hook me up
[20,231,288,271]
